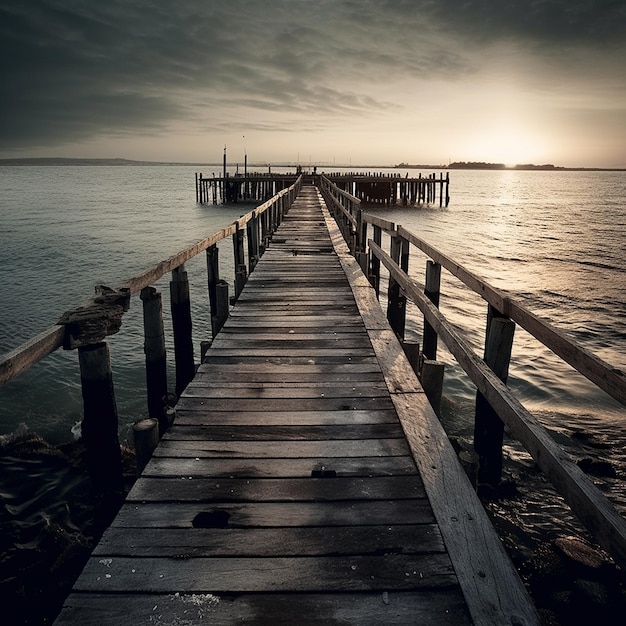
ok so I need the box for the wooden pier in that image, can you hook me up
[3,174,625,624]
[54,186,536,624]
[196,170,450,207]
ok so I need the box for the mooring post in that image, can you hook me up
[133,417,159,475]
[78,341,123,491]
[247,211,260,272]
[386,234,406,340]
[232,221,247,301]
[170,264,194,397]
[140,286,168,434]
[445,172,450,206]
[206,244,219,323]
[370,224,382,296]
[213,280,229,336]
[421,358,445,417]
[423,260,441,360]
[474,307,516,493]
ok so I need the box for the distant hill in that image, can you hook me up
[445,161,625,171]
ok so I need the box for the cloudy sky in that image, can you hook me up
[1,0,625,167]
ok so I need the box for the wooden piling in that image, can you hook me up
[206,244,219,322]
[247,211,260,271]
[213,279,230,336]
[386,235,406,340]
[232,222,247,302]
[474,308,516,492]
[140,286,168,434]
[423,260,441,360]
[78,341,123,491]
[170,264,194,397]
[421,358,445,417]
[133,417,159,474]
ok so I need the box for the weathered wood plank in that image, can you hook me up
[58,591,471,625]
[73,554,455,592]
[127,475,425,502]
[153,438,410,458]
[171,410,399,427]
[143,456,417,478]
[182,383,389,399]
[111,500,435,528]
[174,397,395,412]
[93,524,443,556]
[164,424,404,441]
[199,355,380,367]
[191,370,386,383]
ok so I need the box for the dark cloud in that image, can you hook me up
[379,0,626,47]
[0,0,624,153]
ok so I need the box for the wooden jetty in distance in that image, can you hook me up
[196,169,450,207]
[2,173,625,624]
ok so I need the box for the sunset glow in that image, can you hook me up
[0,1,625,168]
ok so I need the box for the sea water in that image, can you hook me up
[0,164,624,525]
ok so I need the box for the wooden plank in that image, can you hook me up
[164,424,404,441]
[143,456,417,478]
[174,397,395,412]
[127,475,425,502]
[93,524,443,556]
[57,591,471,626]
[111,500,435,528]
[171,410,400,427]
[199,355,380,367]
[181,383,389,399]
[153,438,410,458]
[190,370,386,383]
[208,338,371,351]
[73,554,455,592]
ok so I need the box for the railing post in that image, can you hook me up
[232,221,247,302]
[206,244,219,325]
[140,286,168,434]
[423,260,441,360]
[78,341,123,491]
[133,417,159,474]
[370,224,382,296]
[474,306,516,494]
[170,264,195,397]
[247,211,260,272]
[386,234,407,340]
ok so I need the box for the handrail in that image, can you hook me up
[0,178,302,387]
[394,226,625,407]
[369,238,626,571]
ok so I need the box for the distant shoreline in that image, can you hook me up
[0,157,624,171]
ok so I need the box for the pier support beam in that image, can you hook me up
[170,264,195,397]
[140,286,168,434]
[78,341,123,491]
[474,308,516,493]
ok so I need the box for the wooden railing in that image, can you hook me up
[0,176,302,489]
[320,176,626,572]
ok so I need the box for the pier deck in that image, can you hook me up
[56,187,538,624]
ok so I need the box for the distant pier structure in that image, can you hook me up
[196,166,450,207]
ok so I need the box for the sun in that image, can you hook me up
[479,126,547,166]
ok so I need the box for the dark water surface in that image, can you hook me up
[1,166,625,616]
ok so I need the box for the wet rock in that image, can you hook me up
[554,536,608,570]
